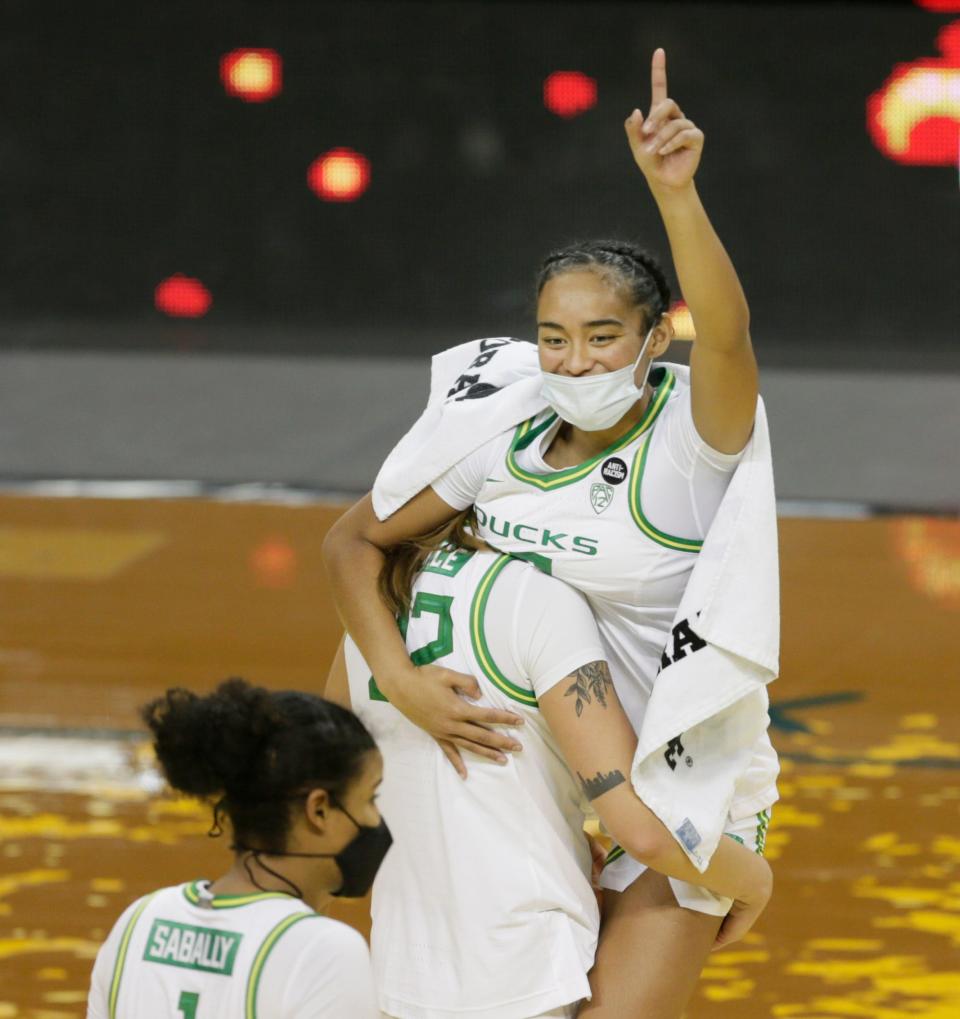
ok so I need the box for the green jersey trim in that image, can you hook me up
[505,369,675,491]
[469,555,539,707]
[755,809,771,855]
[245,911,316,1019]
[603,845,625,867]
[183,881,297,910]
[627,394,704,552]
[108,891,160,1019]
[512,412,558,453]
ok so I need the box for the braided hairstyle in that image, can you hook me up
[536,240,671,329]
[142,678,376,854]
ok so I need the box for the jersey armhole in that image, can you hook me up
[106,891,160,1019]
[628,437,704,553]
[246,911,317,1019]
[469,555,539,707]
[276,917,373,1017]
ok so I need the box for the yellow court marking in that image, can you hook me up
[0,869,70,902]
[0,936,101,961]
[0,527,166,580]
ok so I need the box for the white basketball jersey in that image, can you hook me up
[87,881,377,1018]
[345,548,605,1019]
[434,367,778,819]
[468,368,697,729]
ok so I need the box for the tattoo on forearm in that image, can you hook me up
[564,660,613,717]
[578,769,626,801]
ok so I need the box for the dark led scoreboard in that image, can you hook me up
[1,1,957,365]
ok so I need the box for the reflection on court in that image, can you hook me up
[0,496,957,1018]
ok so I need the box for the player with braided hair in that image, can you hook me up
[537,240,672,326]
[325,48,775,1018]
[87,679,384,1018]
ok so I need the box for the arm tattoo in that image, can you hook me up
[564,660,613,717]
[578,769,626,801]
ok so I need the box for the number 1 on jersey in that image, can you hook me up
[178,990,199,1018]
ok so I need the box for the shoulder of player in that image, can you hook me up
[502,556,591,615]
[655,368,688,416]
[645,368,690,442]
[253,915,372,1011]
[93,884,182,956]
[115,883,182,923]
[263,912,368,959]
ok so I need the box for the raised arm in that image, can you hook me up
[322,489,524,775]
[539,662,772,945]
[624,48,758,453]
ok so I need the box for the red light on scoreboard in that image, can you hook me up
[154,275,212,318]
[867,21,960,165]
[915,1,960,12]
[220,49,282,103]
[543,71,597,119]
[307,148,371,202]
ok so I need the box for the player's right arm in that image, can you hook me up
[520,573,772,943]
[322,488,524,774]
[539,666,771,942]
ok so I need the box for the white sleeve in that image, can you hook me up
[430,433,503,511]
[642,386,746,538]
[278,919,379,1018]
[86,900,141,1019]
[503,566,607,698]
[663,384,746,474]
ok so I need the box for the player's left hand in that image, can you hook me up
[624,48,703,192]
[712,857,773,951]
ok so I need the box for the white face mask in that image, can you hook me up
[540,326,656,432]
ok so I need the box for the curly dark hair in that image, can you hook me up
[141,678,375,854]
[536,239,671,329]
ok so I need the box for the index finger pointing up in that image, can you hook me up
[650,47,668,109]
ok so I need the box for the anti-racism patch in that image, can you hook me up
[601,457,627,485]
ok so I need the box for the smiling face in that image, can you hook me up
[536,269,671,380]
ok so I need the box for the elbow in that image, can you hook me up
[322,510,364,577]
[620,825,674,868]
[321,517,345,571]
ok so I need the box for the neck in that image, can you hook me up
[210,853,333,911]
[551,384,653,460]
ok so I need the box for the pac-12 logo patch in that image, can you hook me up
[590,483,614,515]
[601,457,627,485]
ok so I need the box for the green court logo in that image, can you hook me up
[144,919,242,975]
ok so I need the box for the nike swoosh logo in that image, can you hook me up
[484,478,504,483]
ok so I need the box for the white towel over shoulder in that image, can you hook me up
[372,341,780,871]
[629,375,780,870]
[373,338,542,520]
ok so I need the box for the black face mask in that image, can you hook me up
[324,804,393,898]
[232,802,392,901]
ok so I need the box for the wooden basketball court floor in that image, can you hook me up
[0,493,957,1018]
